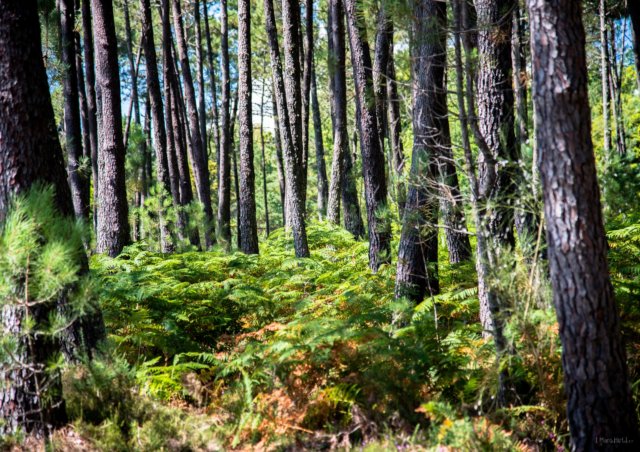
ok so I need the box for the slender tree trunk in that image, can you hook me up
[194,0,208,155]
[92,0,130,256]
[260,85,271,235]
[301,0,314,209]
[141,0,174,252]
[60,0,90,221]
[395,0,444,301]
[326,0,343,224]
[75,24,92,210]
[123,0,140,126]
[373,5,390,158]
[600,0,612,158]
[264,0,310,257]
[608,19,627,157]
[202,0,220,159]
[344,0,391,271]
[237,0,259,254]
[628,0,640,91]
[386,27,406,216]
[311,61,329,219]
[342,137,366,238]
[172,0,215,247]
[81,0,99,231]
[528,0,640,446]
[272,88,287,226]
[218,0,232,247]
[230,91,241,248]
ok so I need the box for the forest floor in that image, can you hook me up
[7,221,640,450]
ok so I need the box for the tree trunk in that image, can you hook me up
[172,0,215,248]
[218,0,232,247]
[344,0,391,271]
[202,0,220,159]
[271,88,287,226]
[628,0,640,91]
[0,0,99,435]
[193,0,208,155]
[60,0,90,221]
[140,0,174,252]
[92,0,130,256]
[600,0,612,158]
[311,61,329,219]
[386,28,406,216]
[238,0,259,254]
[264,0,310,257]
[80,0,99,231]
[301,0,314,209]
[527,0,640,446]
[373,5,390,159]
[260,85,271,235]
[395,0,443,301]
[608,19,627,157]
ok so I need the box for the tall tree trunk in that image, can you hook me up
[272,88,287,226]
[92,0,130,256]
[260,85,271,235]
[342,137,366,238]
[344,0,391,271]
[301,0,314,209]
[628,0,640,91]
[600,0,612,158]
[237,0,259,254]
[326,0,343,224]
[373,4,390,159]
[172,0,215,248]
[141,0,174,252]
[193,0,207,155]
[123,0,140,126]
[81,0,99,231]
[202,0,220,159]
[0,1,105,435]
[608,19,627,157]
[395,0,443,301]
[264,0,310,257]
[75,24,92,212]
[60,0,90,221]
[218,0,232,247]
[528,0,640,446]
[386,26,406,216]
[311,61,329,219]
[230,91,241,248]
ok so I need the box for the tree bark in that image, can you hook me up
[140,0,174,252]
[202,0,220,159]
[600,0,612,158]
[344,0,391,271]
[395,0,444,301]
[628,1,640,91]
[528,0,640,446]
[218,0,232,247]
[264,0,310,257]
[260,85,271,235]
[92,0,130,256]
[386,27,406,216]
[311,61,329,219]
[172,0,215,248]
[238,0,259,254]
[60,0,90,221]
[193,0,208,156]
[271,88,287,227]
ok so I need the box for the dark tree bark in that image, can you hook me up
[528,0,640,446]
[311,61,329,219]
[326,0,343,224]
[386,29,406,216]
[260,85,271,235]
[301,0,314,208]
[80,0,99,230]
[0,0,105,435]
[123,0,140,126]
[202,0,220,158]
[373,5,391,157]
[92,0,130,256]
[271,87,287,226]
[237,0,259,254]
[59,0,90,221]
[194,0,208,155]
[344,0,391,271]
[600,0,612,157]
[172,0,215,248]
[264,0,310,257]
[75,23,92,202]
[628,0,640,91]
[342,137,366,239]
[141,0,174,252]
[218,0,232,247]
[282,0,307,215]
[395,0,444,301]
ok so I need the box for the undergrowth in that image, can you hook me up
[52,222,574,450]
